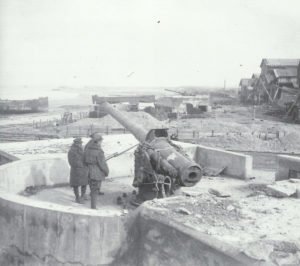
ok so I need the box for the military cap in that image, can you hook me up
[91,132,103,141]
[73,137,82,143]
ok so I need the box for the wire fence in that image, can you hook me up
[58,125,285,141]
[60,126,128,137]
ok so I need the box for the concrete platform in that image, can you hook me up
[1,135,281,266]
[276,155,300,181]
[29,176,135,212]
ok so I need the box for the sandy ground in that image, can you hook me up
[0,135,139,159]
[2,104,300,153]
[171,105,300,152]
[151,177,300,265]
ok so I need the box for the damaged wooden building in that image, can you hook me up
[239,58,300,121]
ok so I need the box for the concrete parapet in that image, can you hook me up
[0,153,134,194]
[114,204,267,266]
[0,157,127,265]
[0,193,126,265]
[0,149,19,166]
[0,157,69,194]
[0,136,255,265]
[276,155,300,181]
[194,145,253,179]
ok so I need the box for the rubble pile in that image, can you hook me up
[148,189,300,265]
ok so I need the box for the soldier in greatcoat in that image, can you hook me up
[84,133,109,209]
[68,138,88,203]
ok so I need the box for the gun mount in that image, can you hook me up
[99,101,202,204]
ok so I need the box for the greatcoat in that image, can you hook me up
[84,140,109,181]
[68,144,88,186]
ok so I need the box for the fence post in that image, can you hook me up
[91,124,93,135]
[211,130,214,137]
[106,126,109,135]
[66,126,69,137]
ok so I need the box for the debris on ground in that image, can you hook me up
[203,166,227,176]
[176,207,192,215]
[148,191,300,265]
[289,178,300,183]
[266,181,298,198]
[208,188,231,198]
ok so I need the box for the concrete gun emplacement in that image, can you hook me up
[99,101,203,204]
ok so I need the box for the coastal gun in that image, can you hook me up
[99,101,202,204]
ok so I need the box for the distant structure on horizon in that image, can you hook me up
[0,97,48,114]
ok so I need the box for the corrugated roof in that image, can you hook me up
[273,68,297,78]
[260,59,300,68]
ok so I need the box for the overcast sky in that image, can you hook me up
[0,0,300,91]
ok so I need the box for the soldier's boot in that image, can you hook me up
[73,186,82,204]
[81,185,88,201]
[91,193,97,209]
[98,181,104,195]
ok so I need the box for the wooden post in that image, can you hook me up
[211,130,214,137]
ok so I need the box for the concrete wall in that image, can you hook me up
[0,149,19,166]
[0,153,134,195]
[173,141,252,179]
[113,205,267,266]
[0,138,254,265]
[0,157,69,194]
[0,194,127,266]
[0,157,127,266]
[276,155,300,181]
[194,145,253,179]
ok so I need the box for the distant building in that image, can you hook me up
[154,97,182,113]
[239,78,253,103]
[260,59,300,74]
[0,97,48,114]
[256,59,300,103]
[298,62,300,88]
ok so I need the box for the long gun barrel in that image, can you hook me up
[99,101,202,187]
[99,101,147,142]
